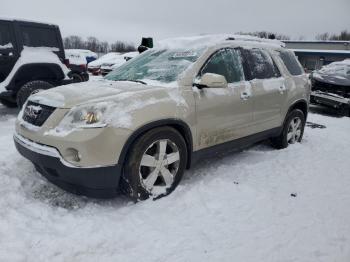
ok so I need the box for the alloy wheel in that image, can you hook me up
[139,139,180,196]
[287,117,302,144]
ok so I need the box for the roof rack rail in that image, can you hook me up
[226,36,285,47]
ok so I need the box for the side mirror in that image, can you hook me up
[194,73,228,89]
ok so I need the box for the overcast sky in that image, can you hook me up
[1,0,349,45]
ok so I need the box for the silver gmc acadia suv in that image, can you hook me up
[14,35,311,200]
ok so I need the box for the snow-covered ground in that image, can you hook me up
[0,104,349,262]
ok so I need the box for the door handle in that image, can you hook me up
[241,92,250,100]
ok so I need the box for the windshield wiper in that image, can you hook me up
[117,79,147,85]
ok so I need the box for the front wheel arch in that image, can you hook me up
[118,119,193,170]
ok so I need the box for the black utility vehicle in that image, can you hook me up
[0,18,81,108]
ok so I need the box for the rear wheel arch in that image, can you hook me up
[118,119,194,169]
[9,63,65,92]
[286,99,308,121]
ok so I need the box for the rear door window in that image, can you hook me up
[0,23,13,47]
[201,49,244,83]
[278,50,304,76]
[20,25,59,48]
[239,48,281,80]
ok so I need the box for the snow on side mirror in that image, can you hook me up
[194,73,228,89]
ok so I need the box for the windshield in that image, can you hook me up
[105,48,204,84]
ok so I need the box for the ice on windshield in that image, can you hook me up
[105,48,205,84]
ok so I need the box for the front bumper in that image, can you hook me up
[14,133,122,198]
[88,67,101,75]
[311,91,350,109]
[100,68,112,76]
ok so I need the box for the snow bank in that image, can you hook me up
[1,108,350,262]
[0,47,70,92]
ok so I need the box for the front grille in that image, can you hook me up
[22,101,56,127]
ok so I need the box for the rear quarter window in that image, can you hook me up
[0,23,12,46]
[278,50,304,76]
[240,48,281,80]
[20,25,59,48]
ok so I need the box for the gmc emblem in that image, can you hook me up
[24,105,42,119]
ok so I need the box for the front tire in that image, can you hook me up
[121,127,187,201]
[16,80,53,108]
[271,109,306,149]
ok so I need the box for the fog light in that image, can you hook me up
[65,148,81,162]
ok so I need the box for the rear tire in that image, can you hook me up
[71,73,84,83]
[271,109,306,149]
[16,80,53,108]
[338,105,350,117]
[121,127,187,201]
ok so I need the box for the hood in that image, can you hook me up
[88,53,121,67]
[312,61,350,87]
[29,79,164,108]
[312,71,350,87]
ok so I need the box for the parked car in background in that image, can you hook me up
[310,59,350,116]
[123,51,139,61]
[65,49,89,82]
[14,35,310,201]
[100,51,139,76]
[65,49,97,64]
[0,18,73,108]
[87,52,121,75]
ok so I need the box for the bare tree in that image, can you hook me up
[330,30,350,41]
[85,37,99,52]
[63,36,135,53]
[315,30,350,41]
[64,35,84,49]
[316,32,330,40]
[110,41,136,52]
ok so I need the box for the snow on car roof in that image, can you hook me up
[156,34,285,50]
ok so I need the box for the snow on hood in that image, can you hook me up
[101,56,126,67]
[123,51,139,59]
[88,52,121,67]
[0,47,70,92]
[28,79,172,108]
[312,59,350,86]
[65,50,87,65]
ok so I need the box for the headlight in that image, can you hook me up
[57,102,111,131]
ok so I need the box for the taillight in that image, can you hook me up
[80,64,87,70]
[64,59,70,67]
